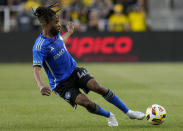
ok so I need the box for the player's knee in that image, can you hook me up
[75,94,86,105]
[75,94,92,108]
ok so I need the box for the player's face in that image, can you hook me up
[49,15,61,36]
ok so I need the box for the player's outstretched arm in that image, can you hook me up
[33,66,52,96]
[62,21,74,43]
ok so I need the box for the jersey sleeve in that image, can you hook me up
[33,47,48,66]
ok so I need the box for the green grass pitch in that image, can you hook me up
[0,63,183,131]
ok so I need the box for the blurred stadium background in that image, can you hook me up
[0,0,183,62]
[1,0,183,32]
[0,0,183,131]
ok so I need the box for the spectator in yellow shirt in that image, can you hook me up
[25,0,41,10]
[108,4,130,32]
[82,0,93,6]
[62,0,72,7]
[128,5,146,32]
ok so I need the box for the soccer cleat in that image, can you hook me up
[106,112,118,127]
[126,110,145,120]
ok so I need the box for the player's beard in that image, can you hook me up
[50,26,59,37]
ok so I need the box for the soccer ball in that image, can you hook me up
[146,104,167,125]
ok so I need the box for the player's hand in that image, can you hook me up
[40,86,52,96]
[66,21,74,34]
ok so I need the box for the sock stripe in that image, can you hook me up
[103,89,114,100]
[103,89,129,113]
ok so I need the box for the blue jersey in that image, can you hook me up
[33,33,77,90]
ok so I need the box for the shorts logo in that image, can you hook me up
[77,70,89,79]
[51,47,54,51]
[65,91,71,100]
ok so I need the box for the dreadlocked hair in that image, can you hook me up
[32,2,61,24]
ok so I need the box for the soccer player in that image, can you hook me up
[32,4,145,127]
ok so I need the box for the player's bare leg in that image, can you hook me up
[87,79,145,120]
[75,93,118,126]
